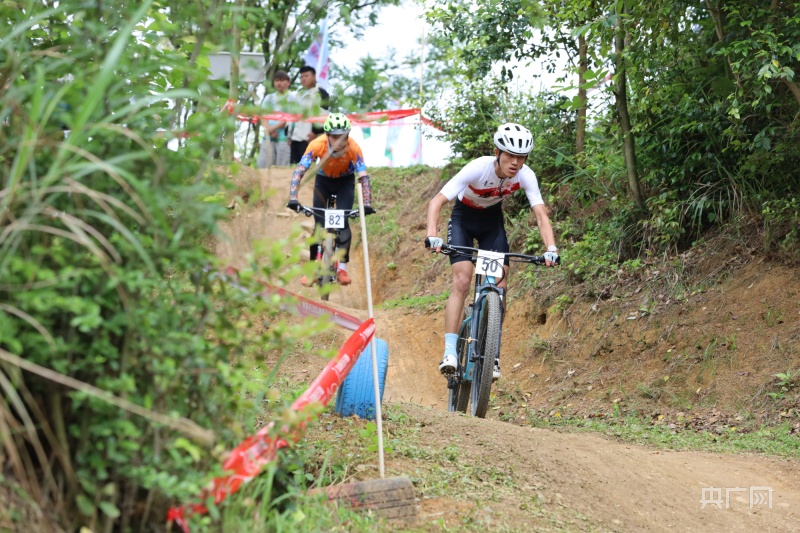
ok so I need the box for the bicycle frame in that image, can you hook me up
[457,273,505,386]
[434,242,554,416]
[298,195,359,299]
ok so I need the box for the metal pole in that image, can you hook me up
[356,182,385,478]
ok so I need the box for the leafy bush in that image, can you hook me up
[0,1,333,530]
[763,197,800,261]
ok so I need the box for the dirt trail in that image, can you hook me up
[217,168,444,407]
[219,168,800,532]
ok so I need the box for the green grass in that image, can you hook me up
[527,413,800,458]
[211,459,381,532]
[380,291,450,311]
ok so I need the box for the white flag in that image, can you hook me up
[304,16,331,92]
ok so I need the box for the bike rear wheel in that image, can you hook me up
[319,234,335,301]
[448,310,471,413]
[470,292,501,418]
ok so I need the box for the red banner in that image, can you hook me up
[236,107,423,127]
[167,318,376,532]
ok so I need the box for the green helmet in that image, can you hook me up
[324,113,351,135]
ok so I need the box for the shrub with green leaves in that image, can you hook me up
[0,1,331,530]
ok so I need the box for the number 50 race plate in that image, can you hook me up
[475,250,505,279]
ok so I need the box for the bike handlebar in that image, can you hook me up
[298,205,361,219]
[427,242,560,266]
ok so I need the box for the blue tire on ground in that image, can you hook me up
[335,338,389,420]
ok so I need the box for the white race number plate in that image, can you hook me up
[475,250,505,278]
[324,209,345,229]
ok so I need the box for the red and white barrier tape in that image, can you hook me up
[167,318,376,531]
[258,281,363,331]
[231,107,440,129]
[218,267,363,331]
[234,107,420,127]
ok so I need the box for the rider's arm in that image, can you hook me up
[531,203,556,250]
[426,193,449,238]
[357,171,373,206]
[352,145,374,207]
[532,203,559,267]
[288,153,313,200]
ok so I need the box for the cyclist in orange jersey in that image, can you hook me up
[286,113,376,286]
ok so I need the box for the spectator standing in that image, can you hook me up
[288,65,330,164]
[258,70,293,168]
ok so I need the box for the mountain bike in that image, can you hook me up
[432,244,556,418]
[298,195,360,301]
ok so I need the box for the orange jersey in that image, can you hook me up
[298,135,367,178]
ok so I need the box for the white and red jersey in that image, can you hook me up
[439,156,544,210]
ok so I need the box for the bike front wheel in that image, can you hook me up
[470,292,501,418]
[319,234,335,301]
[448,312,471,413]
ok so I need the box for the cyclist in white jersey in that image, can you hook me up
[425,123,560,379]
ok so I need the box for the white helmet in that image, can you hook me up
[493,123,533,156]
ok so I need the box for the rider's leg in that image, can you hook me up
[314,173,355,285]
[445,261,474,333]
[300,175,332,286]
[333,174,355,268]
[439,261,473,374]
[311,174,331,253]
[334,227,352,285]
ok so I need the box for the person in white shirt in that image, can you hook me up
[258,70,293,168]
[289,65,329,164]
[424,123,560,380]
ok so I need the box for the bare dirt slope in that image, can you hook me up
[219,167,800,532]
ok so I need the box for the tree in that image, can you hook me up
[612,1,645,210]
[330,54,419,111]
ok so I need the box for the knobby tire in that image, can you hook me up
[449,309,471,413]
[470,292,501,418]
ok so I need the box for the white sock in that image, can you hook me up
[444,333,458,357]
[338,262,347,272]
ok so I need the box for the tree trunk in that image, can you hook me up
[224,0,243,161]
[614,2,645,211]
[576,33,588,160]
[173,0,218,130]
[705,0,739,84]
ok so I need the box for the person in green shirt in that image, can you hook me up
[258,70,293,168]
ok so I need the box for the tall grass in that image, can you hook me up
[0,1,334,530]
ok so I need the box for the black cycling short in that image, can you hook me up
[446,199,510,266]
[311,173,355,263]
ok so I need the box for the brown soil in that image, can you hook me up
[218,167,800,532]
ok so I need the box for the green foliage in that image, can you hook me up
[0,2,338,530]
[425,78,503,162]
[422,0,800,278]
[330,55,418,112]
[210,450,379,532]
[767,370,797,401]
[763,197,800,261]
